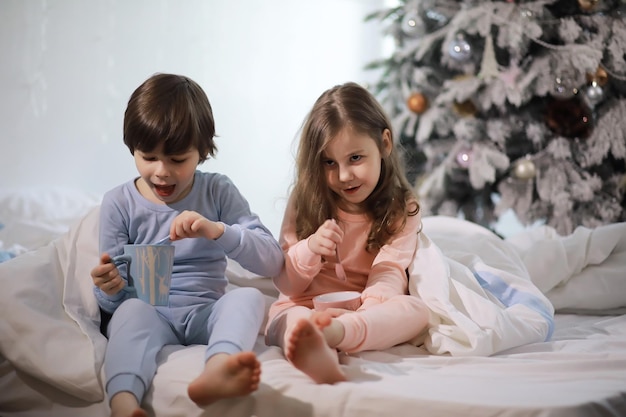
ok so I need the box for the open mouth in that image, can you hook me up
[344,185,360,195]
[154,184,176,197]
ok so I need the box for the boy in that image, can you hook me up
[90,73,283,417]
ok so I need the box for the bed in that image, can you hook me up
[1,188,625,417]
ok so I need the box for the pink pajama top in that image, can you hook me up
[267,201,428,352]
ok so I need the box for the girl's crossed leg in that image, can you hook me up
[268,296,429,385]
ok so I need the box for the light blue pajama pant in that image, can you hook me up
[104,286,265,404]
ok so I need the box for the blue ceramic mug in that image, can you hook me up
[112,244,175,306]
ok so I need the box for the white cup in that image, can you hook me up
[313,291,361,311]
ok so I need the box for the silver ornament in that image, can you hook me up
[419,0,452,30]
[423,9,449,29]
[584,81,604,108]
[401,11,424,37]
[448,35,472,62]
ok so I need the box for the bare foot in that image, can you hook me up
[286,318,346,384]
[187,351,261,406]
[109,392,148,417]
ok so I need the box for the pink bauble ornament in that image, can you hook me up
[456,147,473,168]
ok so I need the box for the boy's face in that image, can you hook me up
[133,144,200,204]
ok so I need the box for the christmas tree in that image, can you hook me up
[366,0,626,235]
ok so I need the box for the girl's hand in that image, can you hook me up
[91,253,125,296]
[169,210,225,241]
[308,219,343,258]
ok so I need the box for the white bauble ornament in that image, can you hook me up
[513,158,537,180]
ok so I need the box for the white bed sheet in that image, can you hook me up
[2,313,625,417]
[1,192,625,417]
[152,313,626,417]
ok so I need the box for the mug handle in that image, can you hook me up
[110,254,137,298]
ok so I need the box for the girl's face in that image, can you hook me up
[133,144,199,204]
[322,127,392,213]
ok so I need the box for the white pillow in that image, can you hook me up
[506,222,626,312]
[226,258,278,298]
[0,187,101,224]
[0,187,101,251]
[0,206,106,401]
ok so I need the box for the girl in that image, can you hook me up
[90,73,284,417]
[265,82,430,384]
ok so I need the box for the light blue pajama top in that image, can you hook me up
[94,170,283,314]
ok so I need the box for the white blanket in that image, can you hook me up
[0,208,107,401]
[409,216,626,356]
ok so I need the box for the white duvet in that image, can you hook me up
[409,216,626,356]
[409,217,553,356]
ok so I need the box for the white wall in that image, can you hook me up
[0,0,386,237]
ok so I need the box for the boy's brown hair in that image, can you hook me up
[123,73,217,162]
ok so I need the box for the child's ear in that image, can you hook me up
[382,129,393,157]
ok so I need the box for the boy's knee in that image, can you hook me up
[231,287,265,316]
[229,286,262,301]
[113,297,156,320]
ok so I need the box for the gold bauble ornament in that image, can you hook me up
[578,0,599,11]
[453,74,473,81]
[513,158,537,180]
[619,174,626,191]
[407,93,429,114]
[453,100,477,117]
[586,67,609,87]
